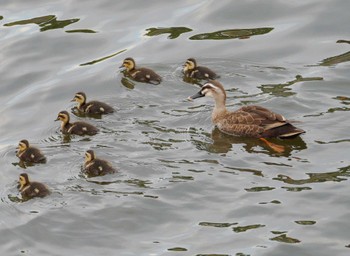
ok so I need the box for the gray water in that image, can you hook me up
[1,1,350,255]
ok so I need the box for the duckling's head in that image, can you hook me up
[120,57,136,71]
[72,92,87,105]
[183,58,197,72]
[55,110,70,124]
[188,80,226,102]
[85,150,95,163]
[19,173,30,190]
[17,139,29,153]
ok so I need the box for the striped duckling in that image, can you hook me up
[18,173,50,199]
[83,150,117,177]
[72,92,114,115]
[188,80,305,153]
[120,57,162,85]
[16,139,46,163]
[55,110,98,136]
[183,58,218,80]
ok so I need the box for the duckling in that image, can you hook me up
[18,173,50,199]
[83,150,117,177]
[120,57,162,84]
[55,110,98,135]
[188,80,305,153]
[72,92,114,114]
[16,139,46,163]
[183,58,218,80]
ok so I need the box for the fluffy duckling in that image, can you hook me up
[18,173,50,199]
[120,57,162,84]
[55,110,98,135]
[83,150,117,177]
[188,80,305,153]
[16,139,46,163]
[183,58,218,80]
[72,92,114,114]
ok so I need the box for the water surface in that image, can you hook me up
[1,1,350,255]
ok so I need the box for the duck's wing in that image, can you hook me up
[237,105,305,138]
[216,105,288,137]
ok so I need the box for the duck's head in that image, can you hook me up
[183,58,197,72]
[72,92,87,105]
[17,139,29,153]
[19,173,30,190]
[188,80,226,101]
[85,150,95,163]
[120,57,136,71]
[55,110,70,124]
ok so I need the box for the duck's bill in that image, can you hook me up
[118,65,126,71]
[187,91,204,101]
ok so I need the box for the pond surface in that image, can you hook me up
[1,1,350,255]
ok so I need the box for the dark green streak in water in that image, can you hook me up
[233,224,265,233]
[270,234,301,243]
[319,51,350,66]
[79,49,127,66]
[66,29,97,33]
[199,222,237,228]
[259,75,323,97]
[4,15,80,32]
[274,165,350,185]
[245,186,275,192]
[145,27,192,39]
[295,220,316,225]
[167,247,188,251]
[189,27,273,40]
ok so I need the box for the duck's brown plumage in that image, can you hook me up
[19,173,50,199]
[83,150,117,177]
[16,139,46,163]
[120,57,162,85]
[55,110,98,136]
[183,58,218,80]
[189,80,305,139]
[72,92,114,114]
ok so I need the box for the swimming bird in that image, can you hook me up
[55,110,98,135]
[18,173,50,199]
[71,92,114,114]
[120,57,162,84]
[183,58,218,80]
[188,80,305,153]
[83,150,117,177]
[16,139,46,163]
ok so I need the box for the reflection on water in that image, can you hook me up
[66,29,96,33]
[167,247,187,252]
[79,49,126,66]
[233,224,266,233]
[4,15,79,32]
[145,27,192,39]
[270,234,300,244]
[320,51,350,66]
[319,40,350,66]
[274,165,350,184]
[189,27,273,40]
[199,222,237,228]
[196,127,307,156]
[295,220,316,225]
[259,75,323,97]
